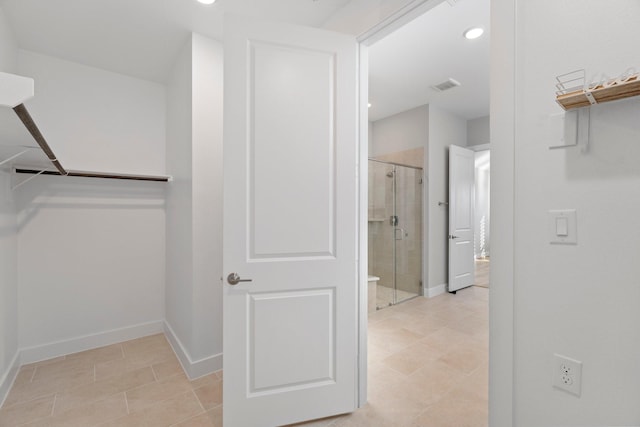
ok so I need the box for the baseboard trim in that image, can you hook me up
[0,352,20,408]
[163,321,222,380]
[19,320,165,365]
[426,283,446,298]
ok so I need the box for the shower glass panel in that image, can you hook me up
[368,160,423,309]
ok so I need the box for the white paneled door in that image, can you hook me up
[222,16,359,427]
[448,145,475,292]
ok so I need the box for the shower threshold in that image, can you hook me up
[375,284,420,310]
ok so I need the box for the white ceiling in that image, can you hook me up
[368,0,490,122]
[1,0,489,121]
[0,0,352,83]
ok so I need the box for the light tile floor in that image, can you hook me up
[0,334,222,426]
[0,286,487,427]
[292,285,488,427]
[474,259,490,289]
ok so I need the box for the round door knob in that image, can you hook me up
[227,273,253,285]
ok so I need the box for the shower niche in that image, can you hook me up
[368,159,423,309]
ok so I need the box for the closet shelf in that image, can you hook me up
[556,70,640,111]
[0,71,34,108]
[368,218,387,222]
[12,103,171,182]
[1,71,171,184]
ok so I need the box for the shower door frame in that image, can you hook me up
[368,158,424,308]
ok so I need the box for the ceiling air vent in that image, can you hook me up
[431,78,461,92]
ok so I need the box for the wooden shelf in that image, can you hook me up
[556,75,640,110]
[368,218,386,222]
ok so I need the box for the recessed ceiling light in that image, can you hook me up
[463,27,484,40]
[197,0,216,4]
[368,103,372,108]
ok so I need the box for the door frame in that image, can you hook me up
[355,2,516,426]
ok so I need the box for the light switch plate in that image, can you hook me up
[548,209,577,244]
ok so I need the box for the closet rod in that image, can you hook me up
[15,168,170,182]
[13,103,67,176]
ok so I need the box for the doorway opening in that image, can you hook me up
[360,0,490,424]
[473,148,490,289]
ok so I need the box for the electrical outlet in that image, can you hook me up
[553,354,582,396]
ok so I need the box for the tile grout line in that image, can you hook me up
[165,390,206,427]
[193,388,206,413]
[124,390,131,415]
[50,394,57,417]
[167,396,209,427]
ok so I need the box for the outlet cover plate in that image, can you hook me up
[553,353,582,396]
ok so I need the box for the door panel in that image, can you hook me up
[250,289,334,394]
[250,41,336,259]
[223,16,358,427]
[448,145,475,292]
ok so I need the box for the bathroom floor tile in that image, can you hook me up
[1,286,487,427]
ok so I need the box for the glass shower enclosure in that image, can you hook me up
[368,159,423,309]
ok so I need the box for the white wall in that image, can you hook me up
[0,171,18,401]
[426,105,466,292]
[165,36,194,363]
[165,33,223,378]
[467,115,490,147]
[11,50,168,363]
[0,4,19,404]
[0,6,16,73]
[370,105,428,156]
[190,34,223,365]
[15,178,166,357]
[502,1,640,425]
[17,50,166,175]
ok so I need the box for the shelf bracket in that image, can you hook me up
[576,107,590,153]
[549,107,590,152]
[0,149,30,168]
[12,167,51,191]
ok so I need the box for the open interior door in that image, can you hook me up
[448,145,475,292]
[222,16,359,427]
